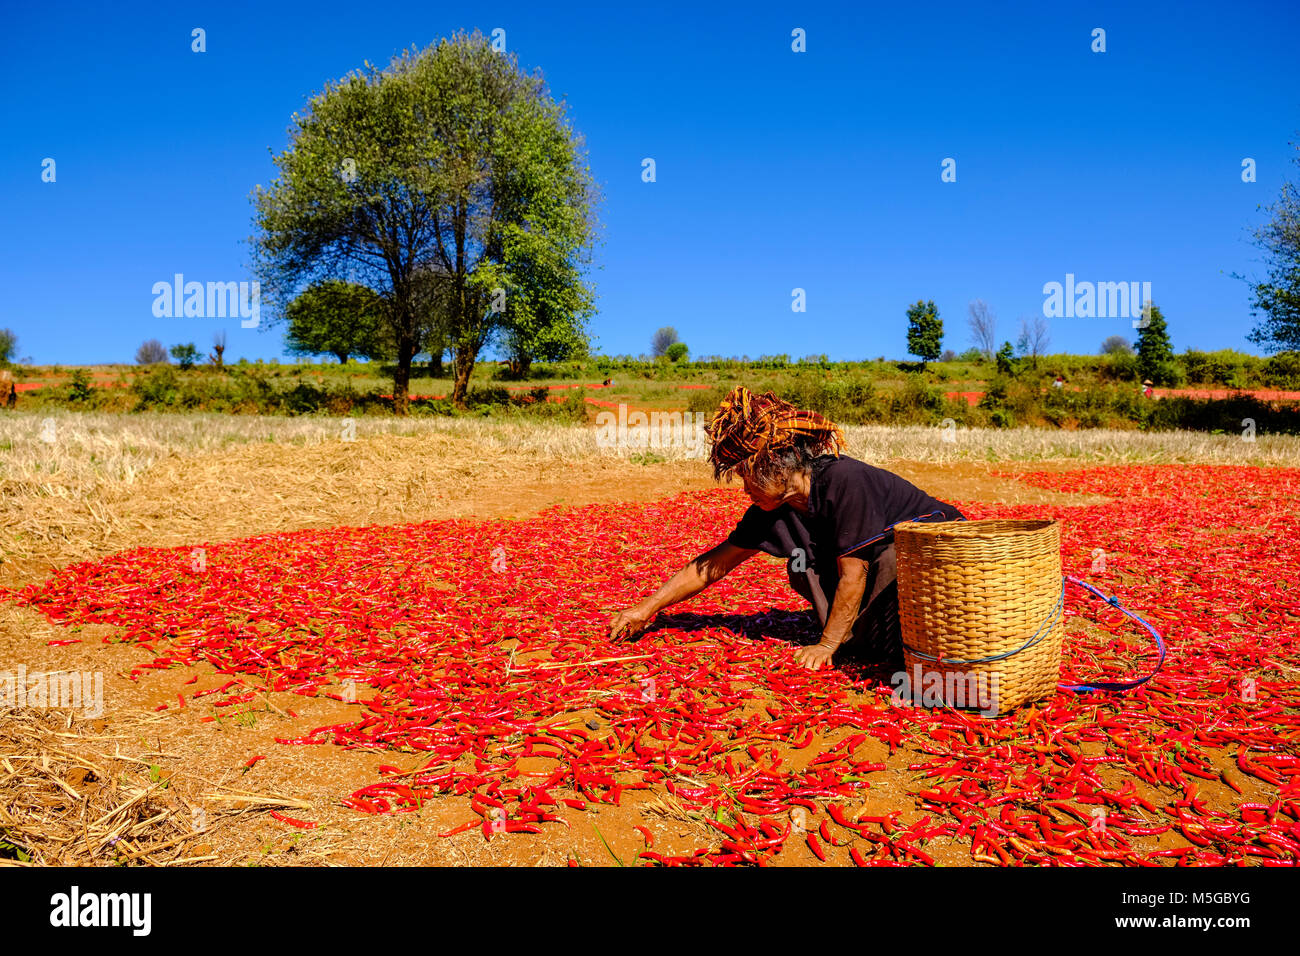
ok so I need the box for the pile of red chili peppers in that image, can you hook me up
[4,464,1298,866]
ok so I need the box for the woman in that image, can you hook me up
[608,387,965,670]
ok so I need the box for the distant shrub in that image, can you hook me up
[651,327,679,358]
[135,340,168,365]
[687,387,728,416]
[1099,352,1138,382]
[169,343,199,370]
[1154,360,1186,388]
[995,342,1017,376]
[1262,352,1300,389]
[66,369,94,404]
[130,366,182,407]
[889,374,942,423]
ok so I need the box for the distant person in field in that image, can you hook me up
[1142,379,1154,399]
[609,387,966,670]
[1053,375,1065,389]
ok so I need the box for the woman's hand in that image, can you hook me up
[793,641,838,671]
[609,605,655,640]
[794,557,865,671]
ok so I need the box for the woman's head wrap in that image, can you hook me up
[705,386,846,481]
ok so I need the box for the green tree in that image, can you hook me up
[252,31,598,412]
[905,300,943,365]
[995,341,1017,376]
[1136,304,1175,383]
[665,341,688,362]
[67,369,94,403]
[651,327,679,358]
[0,328,16,364]
[285,279,388,363]
[170,343,199,370]
[1243,140,1300,353]
[498,266,591,379]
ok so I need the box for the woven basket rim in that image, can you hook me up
[895,518,1058,538]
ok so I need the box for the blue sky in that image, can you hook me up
[3,0,1298,364]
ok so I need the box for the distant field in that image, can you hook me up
[6,356,1300,435]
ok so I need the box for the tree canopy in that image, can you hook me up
[252,30,598,411]
[905,300,943,364]
[1136,304,1175,383]
[285,279,389,363]
[651,327,679,357]
[169,343,199,370]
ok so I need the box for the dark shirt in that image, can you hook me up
[726,455,965,595]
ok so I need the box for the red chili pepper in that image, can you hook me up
[807,832,826,861]
[437,820,477,837]
[269,811,317,829]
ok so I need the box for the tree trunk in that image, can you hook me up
[335,351,350,364]
[393,338,414,416]
[429,349,443,376]
[452,346,476,409]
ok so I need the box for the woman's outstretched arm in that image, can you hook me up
[608,542,756,639]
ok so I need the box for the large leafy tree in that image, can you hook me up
[905,300,943,365]
[252,31,598,412]
[1243,140,1300,353]
[285,279,388,363]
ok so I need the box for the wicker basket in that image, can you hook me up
[893,519,1064,715]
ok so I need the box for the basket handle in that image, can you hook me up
[840,510,964,558]
[1058,575,1166,693]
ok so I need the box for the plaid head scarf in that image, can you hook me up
[705,386,846,481]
